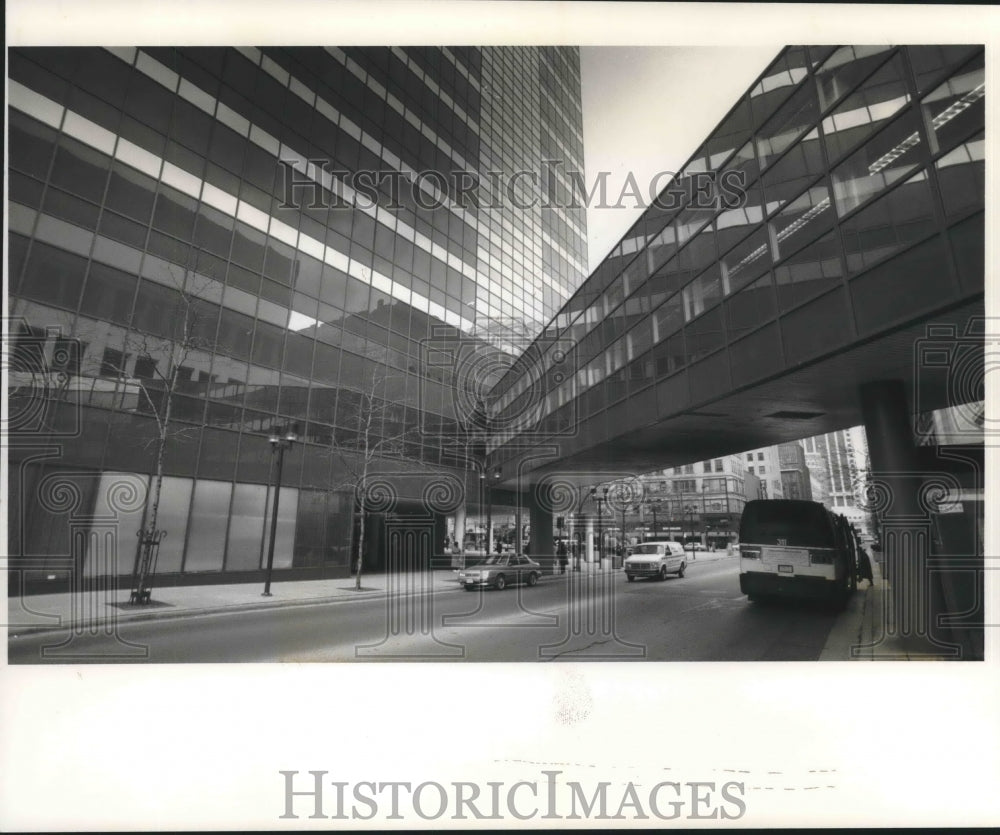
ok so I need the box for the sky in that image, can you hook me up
[578,45,777,272]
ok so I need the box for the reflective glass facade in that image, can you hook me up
[488,45,985,475]
[7,46,588,583]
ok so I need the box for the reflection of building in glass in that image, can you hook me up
[7,46,587,586]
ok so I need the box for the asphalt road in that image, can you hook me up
[8,557,843,663]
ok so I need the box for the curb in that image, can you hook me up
[7,580,467,639]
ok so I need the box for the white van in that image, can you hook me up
[624,541,686,581]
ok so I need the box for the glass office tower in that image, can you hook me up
[7,46,588,587]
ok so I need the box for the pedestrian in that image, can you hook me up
[859,548,874,586]
[557,540,568,574]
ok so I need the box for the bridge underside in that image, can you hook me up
[496,297,983,489]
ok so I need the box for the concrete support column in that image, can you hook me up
[585,518,595,563]
[432,513,448,567]
[859,380,953,655]
[515,500,524,556]
[860,380,923,512]
[453,506,466,567]
[528,485,554,572]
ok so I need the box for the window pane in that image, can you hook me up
[149,476,194,573]
[651,292,683,343]
[50,136,111,203]
[755,81,820,170]
[85,472,147,578]
[232,221,267,272]
[921,57,985,156]
[99,211,149,249]
[106,163,158,223]
[699,97,753,171]
[821,52,910,163]
[132,279,181,338]
[80,261,137,326]
[263,485,299,569]
[193,203,234,257]
[831,109,922,216]
[184,479,232,572]
[20,241,87,311]
[293,489,328,568]
[9,111,57,178]
[750,47,809,129]
[909,45,981,96]
[814,45,893,111]
[720,226,771,295]
[841,171,936,274]
[774,230,843,312]
[152,185,198,240]
[42,187,100,231]
[715,182,764,256]
[761,127,825,212]
[936,132,984,218]
[769,180,834,262]
[682,269,722,322]
[225,483,268,570]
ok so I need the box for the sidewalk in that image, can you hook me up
[819,559,958,661]
[3,550,729,640]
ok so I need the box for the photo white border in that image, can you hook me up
[3,1,999,829]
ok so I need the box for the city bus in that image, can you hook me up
[738,499,858,606]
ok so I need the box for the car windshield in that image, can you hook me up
[631,544,663,555]
[482,554,508,566]
[739,500,836,548]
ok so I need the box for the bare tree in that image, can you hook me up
[93,266,225,601]
[327,349,434,590]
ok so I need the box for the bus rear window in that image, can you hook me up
[739,501,836,548]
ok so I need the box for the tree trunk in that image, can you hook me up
[147,367,176,539]
[355,492,365,591]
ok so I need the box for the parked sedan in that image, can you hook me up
[457,553,542,590]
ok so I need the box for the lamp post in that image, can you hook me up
[590,485,609,563]
[685,503,696,547]
[483,466,500,553]
[702,482,709,549]
[262,424,298,596]
[650,502,658,540]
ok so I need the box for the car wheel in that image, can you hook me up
[493,574,506,591]
[526,572,538,587]
[677,562,686,578]
[626,574,635,582]
[464,586,475,592]
[659,565,669,581]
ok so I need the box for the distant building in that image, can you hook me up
[778,442,812,500]
[743,447,784,500]
[634,454,749,547]
[743,472,763,502]
[801,430,862,511]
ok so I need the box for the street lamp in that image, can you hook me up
[262,423,298,596]
[482,466,501,553]
[702,482,709,548]
[590,485,609,563]
[685,503,697,547]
